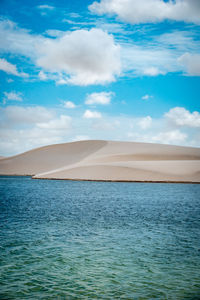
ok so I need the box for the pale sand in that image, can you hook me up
[0,140,200,183]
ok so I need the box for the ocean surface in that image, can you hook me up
[0,176,200,299]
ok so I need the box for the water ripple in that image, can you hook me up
[0,176,200,299]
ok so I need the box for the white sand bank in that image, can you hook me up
[0,140,200,183]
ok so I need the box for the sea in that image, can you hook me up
[0,176,200,299]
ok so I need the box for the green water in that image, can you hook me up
[0,176,200,299]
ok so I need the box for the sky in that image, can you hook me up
[0,0,200,156]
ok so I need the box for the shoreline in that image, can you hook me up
[1,174,199,184]
[31,177,200,184]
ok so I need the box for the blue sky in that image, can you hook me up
[0,0,200,155]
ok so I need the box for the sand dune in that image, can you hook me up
[0,140,200,183]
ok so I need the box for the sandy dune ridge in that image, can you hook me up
[0,140,200,183]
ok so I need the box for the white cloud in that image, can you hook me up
[0,106,71,155]
[142,94,153,100]
[37,5,55,10]
[152,130,187,144]
[178,53,200,76]
[157,31,199,52]
[45,29,65,37]
[121,30,200,77]
[37,5,55,16]
[83,109,102,119]
[7,78,14,83]
[4,106,54,124]
[0,58,27,77]
[85,91,114,105]
[0,105,200,156]
[121,44,177,77]
[3,91,23,104]
[143,67,164,76]
[63,101,76,109]
[0,21,121,84]
[127,129,187,145]
[89,0,200,24]
[37,28,121,85]
[138,116,152,129]
[96,21,127,34]
[71,135,90,142]
[69,12,81,18]
[165,107,200,128]
[1,19,199,82]
[37,115,71,130]
[0,19,44,58]
[38,70,48,80]
[92,119,118,130]
[0,22,120,85]
[0,127,65,156]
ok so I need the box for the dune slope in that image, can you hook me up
[0,140,106,175]
[0,140,200,183]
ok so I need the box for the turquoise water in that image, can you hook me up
[0,176,200,299]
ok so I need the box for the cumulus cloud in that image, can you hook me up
[127,129,187,145]
[0,106,71,155]
[138,116,152,129]
[1,105,200,156]
[152,130,187,144]
[178,53,200,76]
[37,115,71,130]
[63,101,76,109]
[0,127,65,156]
[4,106,54,124]
[1,19,199,82]
[3,91,23,104]
[0,58,27,77]
[89,0,200,24]
[0,20,120,82]
[83,109,102,119]
[37,28,121,85]
[85,91,114,105]
[143,67,165,76]
[0,21,119,85]
[165,107,200,128]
